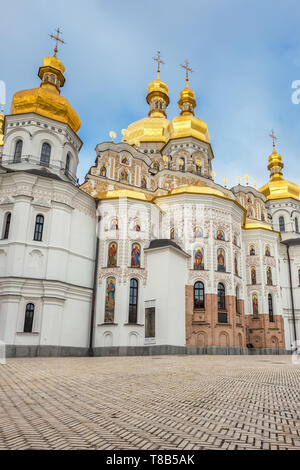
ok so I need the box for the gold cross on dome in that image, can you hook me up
[49,27,66,57]
[237,176,242,185]
[153,51,165,79]
[180,60,194,87]
[269,129,277,148]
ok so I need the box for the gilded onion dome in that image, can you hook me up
[171,62,210,143]
[259,143,300,201]
[10,53,81,134]
[123,53,172,146]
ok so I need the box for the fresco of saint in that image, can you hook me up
[104,277,116,323]
[194,248,204,270]
[234,257,238,276]
[122,156,129,165]
[170,228,178,240]
[100,165,107,177]
[252,294,259,316]
[265,246,271,257]
[194,226,203,238]
[141,176,147,189]
[107,242,117,267]
[131,243,141,268]
[110,219,119,230]
[217,248,226,272]
[267,267,273,285]
[217,230,225,241]
[120,168,129,182]
[134,221,141,232]
[251,267,256,285]
[250,245,256,256]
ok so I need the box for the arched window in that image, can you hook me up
[34,215,44,242]
[40,143,51,167]
[3,212,11,240]
[128,279,138,324]
[218,283,226,310]
[24,303,35,333]
[279,216,285,233]
[268,294,274,322]
[295,217,299,233]
[13,140,23,163]
[194,282,205,309]
[65,153,71,176]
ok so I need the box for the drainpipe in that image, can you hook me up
[88,201,101,357]
[286,244,297,350]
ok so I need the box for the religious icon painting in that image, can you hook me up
[265,246,271,257]
[267,267,273,285]
[217,248,226,272]
[110,218,119,230]
[234,256,238,276]
[121,156,129,165]
[100,165,107,177]
[107,242,117,268]
[104,277,116,323]
[217,230,225,241]
[170,227,178,240]
[133,220,141,232]
[194,248,204,270]
[251,266,257,285]
[120,168,129,183]
[141,176,147,189]
[131,243,141,268]
[250,245,256,256]
[252,294,259,316]
[194,226,203,238]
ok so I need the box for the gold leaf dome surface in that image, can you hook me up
[10,56,81,134]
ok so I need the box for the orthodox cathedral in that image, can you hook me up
[0,36,299,357]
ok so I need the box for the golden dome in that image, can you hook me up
[259,145,300,201]
[168,184,226,198]
[123,71,171,145]
[94,189,153,202]
[170,82,210,143]
[10,55,81,134]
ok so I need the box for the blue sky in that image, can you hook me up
[1,0,300,187]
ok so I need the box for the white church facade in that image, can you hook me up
[0,47,299,357]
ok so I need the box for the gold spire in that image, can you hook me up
[147,51,169,118]
[0,104,4,146]
[259,135,300,201]
[49,27,66,58]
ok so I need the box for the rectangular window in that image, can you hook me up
[218,312,228,324]
[145,307,155,339]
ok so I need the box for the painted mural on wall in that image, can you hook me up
[234,256,238,276]
[251,267,257,285]
[194,248,204,270]
[250,245,256,256]
[217,248,226,272]
[107,242,117,267]
[141,176,147,189]
[216,230,225,241]
[252,294,259,316]
[100,165,107,177]
[133,220,141,232]
[265,246,271,257]
[170,227,178,240]
[104,277,116,323]
[131,243,141,268]
[194,226,203,238]
[267,267,273,285]
[110,218,119,230]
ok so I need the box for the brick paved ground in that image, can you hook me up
[0,355,299,450]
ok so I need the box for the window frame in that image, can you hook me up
[13,139,23,163]
[40,142,51,167]
[34,214,45,242]
[268,294,274,322]
[128,278,139,324]
[24,303,35,333]
[3,212,11,240]
[194,281,205,309]
[218,283,226,311]
[279,216,285,233]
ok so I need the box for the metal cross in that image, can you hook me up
[269,129,277,148]
[49,27,66,57]
[153,51,165,79]
[180,60,194,86]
